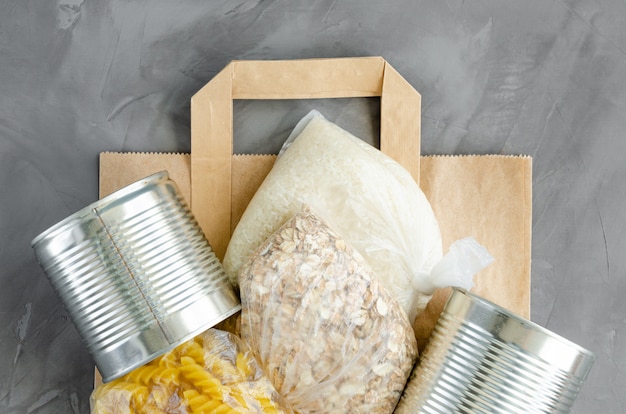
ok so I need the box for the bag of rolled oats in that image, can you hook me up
[238,205,418,414]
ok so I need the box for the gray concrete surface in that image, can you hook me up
[1,1,623,412]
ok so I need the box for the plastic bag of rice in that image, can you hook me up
[225,110,490,325]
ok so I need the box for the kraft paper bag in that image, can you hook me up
[100,152,531,352]
[99,57,532,355]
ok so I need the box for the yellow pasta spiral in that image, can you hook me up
[90,329,291,414]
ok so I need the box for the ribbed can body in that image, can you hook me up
[395,288,595,414]
[31,171,240,382]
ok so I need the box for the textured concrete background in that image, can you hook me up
[1,0,624,412]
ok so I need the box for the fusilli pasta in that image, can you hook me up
[90,329,292,414]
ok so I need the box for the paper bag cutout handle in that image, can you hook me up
[191,57,421,259]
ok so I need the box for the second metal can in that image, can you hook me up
[395,288,596,414]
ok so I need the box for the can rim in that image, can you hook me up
[100,303,242,383]
[451,288,597,360]
[31,171,169,248]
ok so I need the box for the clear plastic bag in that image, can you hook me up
[225,111,491,325]
[429,236,494,291]
[90,329,292,414]
[238,205,418,414]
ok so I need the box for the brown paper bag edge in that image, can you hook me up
[190,57,421,260]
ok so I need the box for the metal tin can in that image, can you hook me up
[395,288,596,414]
[31,171,241,382]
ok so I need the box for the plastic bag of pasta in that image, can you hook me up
[239,205,418,414]
[90,328,293,414]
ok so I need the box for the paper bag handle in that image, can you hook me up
[190,57,421,259]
